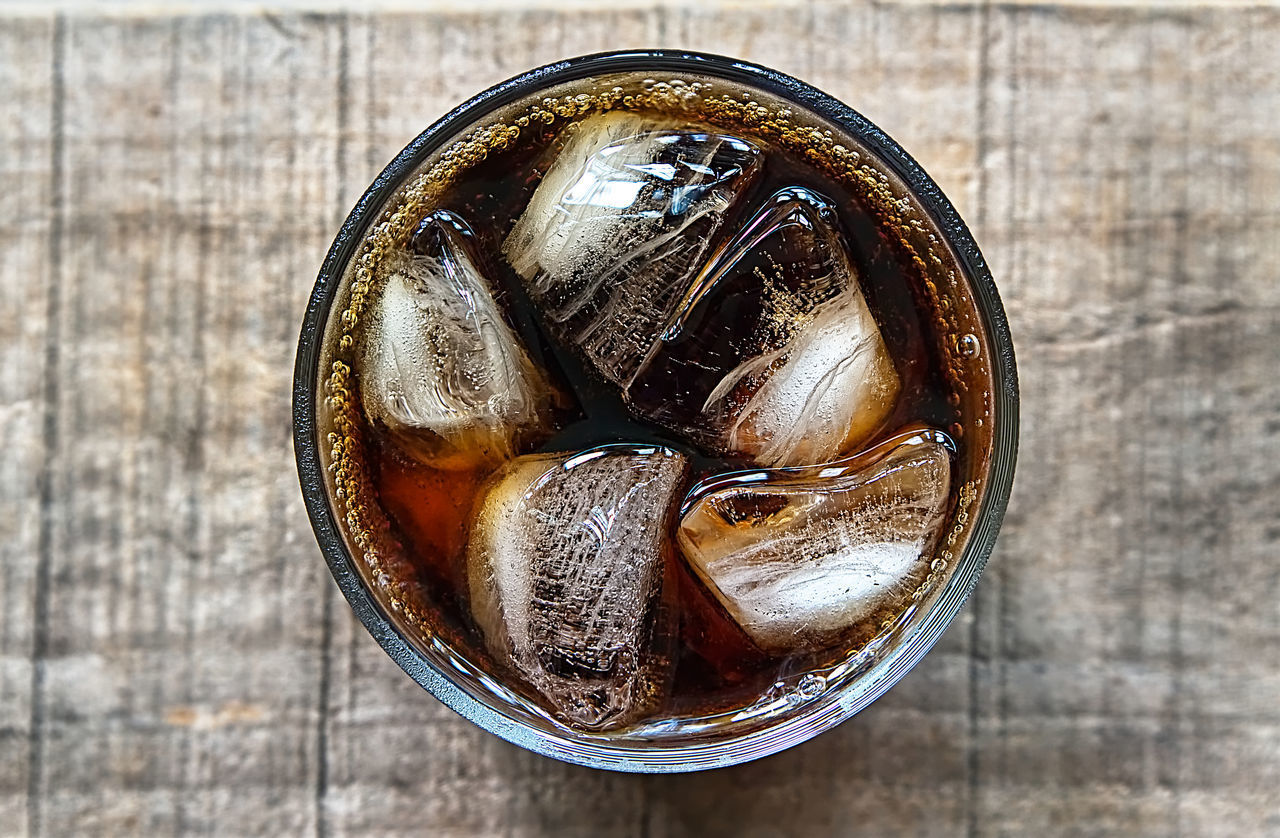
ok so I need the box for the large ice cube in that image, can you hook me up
[358,210,557,469]
[467,444,687,728]
[628,186,900,467]
[677,437,951,653]
[504,111,762,386]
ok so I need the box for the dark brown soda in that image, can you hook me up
[361,106,961,720]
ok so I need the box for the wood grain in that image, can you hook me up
[1,3,1277,836]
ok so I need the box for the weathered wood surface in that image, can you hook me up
[1,2,1277,835]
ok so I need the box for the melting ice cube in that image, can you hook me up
[357,210,557,469]
[677,437,952,653]
[628,186,901,467]
[503,111,762,387]
[467,444,687,728]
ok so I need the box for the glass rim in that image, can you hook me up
[292,48,1020,773]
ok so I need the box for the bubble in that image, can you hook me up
[958,333,981,358]
[796,673,826,700]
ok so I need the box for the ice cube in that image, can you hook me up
[504,111,762,386]
[677,437,951,653]
[358,210,557,469]
[628,186,900,467]
[467,444,687,728]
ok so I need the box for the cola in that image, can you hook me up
[324,73,998,733]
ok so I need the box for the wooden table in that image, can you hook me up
[2,2,1278,835]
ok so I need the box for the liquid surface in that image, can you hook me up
[323,74,995,738]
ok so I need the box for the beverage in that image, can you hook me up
[300,54,1016,766]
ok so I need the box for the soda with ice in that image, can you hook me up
[327,76,993,735]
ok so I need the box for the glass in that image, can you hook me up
[293,50,1018,772]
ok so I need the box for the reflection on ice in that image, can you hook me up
[628,187,900,467]
[504,111,762,387]
[467,444,687,729]
[678,437,952,653]
[358,210,558,469]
